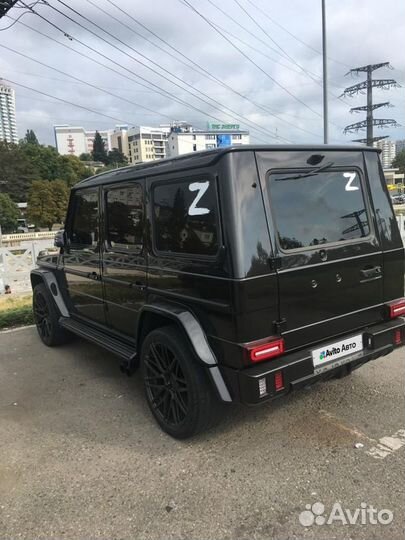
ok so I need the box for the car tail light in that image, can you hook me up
[387,299,405,319]
[274,371,284,391]
[248,338,285,363]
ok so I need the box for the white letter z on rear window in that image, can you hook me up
[344,172,359,192]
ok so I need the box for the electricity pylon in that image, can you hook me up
[342,62,400,145]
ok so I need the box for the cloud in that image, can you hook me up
[1,0,404,145]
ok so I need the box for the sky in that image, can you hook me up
[1,0,404,147]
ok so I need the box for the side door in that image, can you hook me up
[63,187,106,325]
[101,181,147,338]
[257,150,385,350]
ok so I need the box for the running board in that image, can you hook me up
[59,317,136,362]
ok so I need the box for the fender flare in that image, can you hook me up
[137,302,232,402]
[30,269,70,318]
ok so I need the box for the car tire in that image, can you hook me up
[33,283,71,346]
[141,325,218,439]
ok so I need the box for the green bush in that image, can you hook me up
[0,305,34,329]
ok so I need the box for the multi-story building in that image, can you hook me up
[54,125,112,157]
[373,139,396,169]
[127,126,170,164]
[167,123,250,157]
[395,139,405,154]
[110,125,129,157]
[0,81,18,144]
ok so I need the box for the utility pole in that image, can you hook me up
[321,0,328,144]
[342,62,400,145]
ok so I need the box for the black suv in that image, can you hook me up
[31,146,405,438]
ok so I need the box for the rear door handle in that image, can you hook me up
[360,265,382,279]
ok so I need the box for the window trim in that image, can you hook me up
[150,173,222,260]
[266,166,374,254]
[66,187,100,250]
[103,181,145,255]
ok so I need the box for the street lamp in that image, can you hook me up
[322,0,328,144]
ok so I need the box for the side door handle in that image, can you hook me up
[132,280,146,291]
[88,271,99,281]
[360,265,382,279]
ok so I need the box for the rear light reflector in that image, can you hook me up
[274,371,284,391]
[387,299,405,319]
[248,338,285,363]
[394,329,403,346]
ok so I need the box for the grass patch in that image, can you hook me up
[0,294,34,330]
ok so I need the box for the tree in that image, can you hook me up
[0,193,19,233]
[0,141,38,201]
[79,152,92,161]
[23,129,39,145]
[51,180,70,224]
[92,131,108,164]
[58,155,92,185]
[27,180,70,230]
[107,148,128,166]
[392,150,405,175]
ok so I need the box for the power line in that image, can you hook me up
[13,5,277,142]
[180,0,324,119]
[93,0,321,139]
[4,78,137,125]
[0,43,182,123]
[244,0,351,69]
[233,0,321,86]
[49,0,289,142]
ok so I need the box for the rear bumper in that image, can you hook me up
[221,318,405,404]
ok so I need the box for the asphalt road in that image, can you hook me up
[0,326,404,540]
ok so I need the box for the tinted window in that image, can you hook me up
[153,179,219,256]
[269,170,370,250]
[106,184,143,253]
[69,189,99,247]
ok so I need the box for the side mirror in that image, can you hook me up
[54,229,65,248]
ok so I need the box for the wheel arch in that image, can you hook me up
[31,269,69,318]
[137,302,232,402]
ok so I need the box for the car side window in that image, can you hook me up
[68,189,99,248]
[153,178,219,256]
[105,184,143,253]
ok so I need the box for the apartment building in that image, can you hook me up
[167,124,250,157]
[0,81,18,144]
[373,139,396,169]
[54,125,112,156]
[127,126,170,164]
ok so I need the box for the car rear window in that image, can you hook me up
[268,169,370,250]
[153,178,219,256]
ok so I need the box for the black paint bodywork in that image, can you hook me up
[33,145,405,404]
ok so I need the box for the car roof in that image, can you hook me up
[74,144,380,189]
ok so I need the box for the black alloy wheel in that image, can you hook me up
[33,283,71,346]
[141,326,217,439]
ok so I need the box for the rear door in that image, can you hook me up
[256,149,385,350]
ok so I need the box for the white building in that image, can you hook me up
[110,125,129,157]
[54,125,112,156]
[373,139,396,169]
[0,81,18,144]
[167,124,250,158]
[127,126,171,164]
